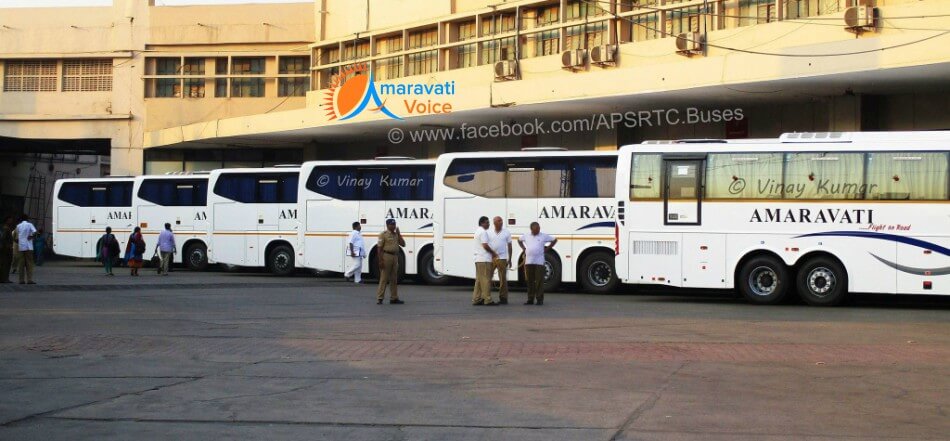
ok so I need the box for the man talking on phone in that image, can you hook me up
[376,218,406,304]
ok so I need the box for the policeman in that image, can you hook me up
[376,218,406,304]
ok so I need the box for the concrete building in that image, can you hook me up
[1,0,949,226]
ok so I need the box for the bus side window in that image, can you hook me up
[866,152,949,200]
[629,154,661,200]
[59,182,92,206]
[444,158,505,198]
[571,157,616,198]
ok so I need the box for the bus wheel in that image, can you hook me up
[542,252,562,293]
[418,249,449,285]
[579,251,619,294]
[184,243,208,271]
[268,245,295,276]
[797,257,849,306]
[737,255,789,305]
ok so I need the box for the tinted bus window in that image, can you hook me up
[214,173,298,203]
[866,152,949,200]
[58,182,132,207]
[306,165,434,201]
[138,179,208,206]
[570,157,616,198]
[444,159,506,198]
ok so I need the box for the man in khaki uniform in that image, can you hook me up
[376,218,406,304]
[488,216,512,305]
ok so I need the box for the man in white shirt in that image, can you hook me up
[487,216,512,304]
[15,215,37,285]
[518,221,557,305]
[472,216,497,306]
[345,221,365,283]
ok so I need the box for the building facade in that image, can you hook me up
[1,0,949,226]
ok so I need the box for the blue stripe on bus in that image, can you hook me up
[795,231,950,257]
[577,221,616,231]
[419,223,433,230]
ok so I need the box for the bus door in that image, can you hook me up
[663,158,703,226]
[505,162,539,275]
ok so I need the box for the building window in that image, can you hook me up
[279,56,309,75]
[667,7,702,35]
[631,12,661,41]
[565,22,607,49]
[375,56,404,80]
[3,60,58,92]
[454,43,477,69]
[279,77,309,97]
[231,78,264,97]
[322,47,341,65]
[184,78,205,98]
[215,79,228,97]
[61,59,112,92]
[481,37,516,65]
[156,58,181,75]
[407,28,438,49]
[537,5,560,26]
[566,0,607,20]
[482,12,516,35]
[457,20,476,40]
[534,30,559,56]
[343,40,371,61]
[231,57,265,75]
[182,58,205,75]
[407,50,437,76]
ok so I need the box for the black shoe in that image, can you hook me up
[483,301,498,306]
[499,299,508,305]
[536,299,543,305]
[377,299,383,304]
[524,300,534,305]
[390,299,404,304]
[472,300,484,306]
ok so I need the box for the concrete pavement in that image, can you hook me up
[0,261,948,440]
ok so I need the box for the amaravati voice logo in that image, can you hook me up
[322,63,401,121]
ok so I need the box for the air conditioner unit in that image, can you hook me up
[560,49,587,70]
[589,44,617,66]
[675,32,704,57]
[844,6,878,33]
[493,59,518,80]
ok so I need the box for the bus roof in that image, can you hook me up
[435,149,617,162]
[622,131,950,154]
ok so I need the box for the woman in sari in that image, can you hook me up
[125,226,146,276]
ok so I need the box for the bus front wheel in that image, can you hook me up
[542,252,562,293]
[268,245,295,276]
[737,255,790,305]
[184,242,208,271]
[797,256,849,306]
[578,251,619,294]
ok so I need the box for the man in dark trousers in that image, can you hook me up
[376,218,405,304]
[518,222,557,305]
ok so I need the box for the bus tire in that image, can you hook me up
[578,250,619,294]
[797,256,849,306]
[542,251,562,293]
[184,242,209,271]
[418,248,449,285]
[268,244,295,276]
[737,255,790,305]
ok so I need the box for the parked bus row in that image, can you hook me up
[52,131,950,304]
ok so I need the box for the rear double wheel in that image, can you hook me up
[796,257,849,306]
[737,255,790,305]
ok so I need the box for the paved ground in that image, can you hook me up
[1,261,948,440]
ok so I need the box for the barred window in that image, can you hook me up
[454,43,477,69]
[457,21,476,41]
[184,78,205,98]
[3,60,57,92]
[231,78,264,97]
[481,37,516,65]
[343,41,371,61]
[537,5,560,26]
[62,59,112,92]
[374,56,404,80]
[407,28,438,49]
[407,50,437,76]
[231,57,265,75]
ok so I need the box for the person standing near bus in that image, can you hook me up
[472,216,497,306]
[157,223,176,276]
[519,222,557,305]
[345,221,365,284]
[15,215,37,284]
[488,216,512,305]
[125,227,146,276]
[376,219,405,304]
[0,216,13,283]
[99,226,120,276]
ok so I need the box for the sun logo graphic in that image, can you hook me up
[322,63,401,121]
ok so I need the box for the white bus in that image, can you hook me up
[615,131,950,306]
[434,150,619,293]
[52,177,136,259]
[132,174,212,270]
[297,158,448,284]
[207,167,300,275]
